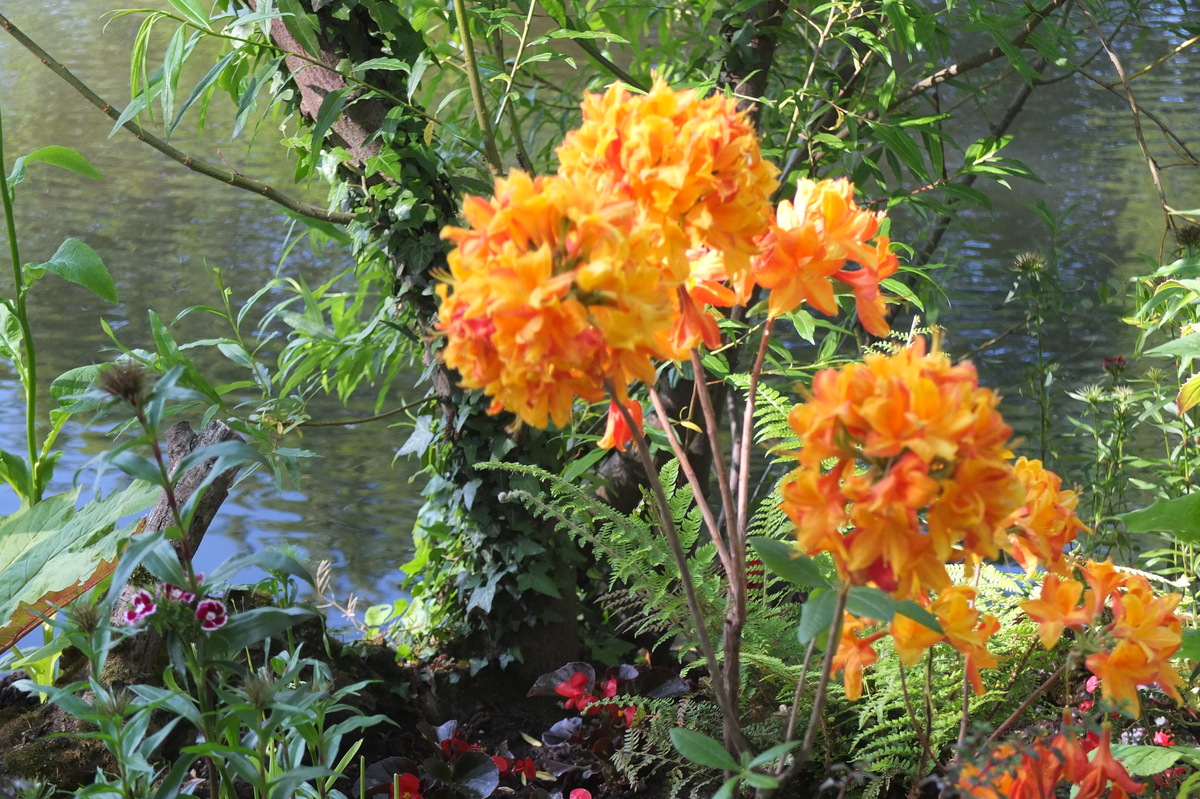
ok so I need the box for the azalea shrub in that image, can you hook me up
[432,76,1194,797]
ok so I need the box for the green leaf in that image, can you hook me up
[749,537,831,588]
[278,0,322,57]
[0,483,159,656]
[8,146,101,187]
[1179,373,1200,414]
[895,599,943,634]
[1117,494,1200,542]
[669,727,740,772]
[310,87,350,152]
[1146,331,1200,358]
[1107,744,1183,776]
[846,586,896,622]
[167,0,212,29]
[797,589,837,644]
[1178,628,1200,662]
[28,239,118,303]
[536,0,569,27]
[561,446,607,483]
[207,606,315,652]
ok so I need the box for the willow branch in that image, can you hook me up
[883,0,1070,113]
[1076,0,1169,240]
[452,0,504,174]
[0,10,354,225]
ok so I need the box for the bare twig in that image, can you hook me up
[0,10,354,225]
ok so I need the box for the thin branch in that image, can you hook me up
[982,662,1067,750]
[0,10,354,225]
[646,386,735,576]
[452,0,504,174]
[606,377,748,755]
[1075,0,1170,245]
[885,0,1071,111]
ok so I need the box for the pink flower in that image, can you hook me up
[569,791,591,799]
[195,599,228,631]
[1085,675,1100,693]
[1154,730,1175,746]
[124,589,157,625]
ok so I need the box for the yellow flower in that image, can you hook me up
[1005,457,1088,575]
[437,171,676,427]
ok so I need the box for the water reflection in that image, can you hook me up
[0,2,420,608]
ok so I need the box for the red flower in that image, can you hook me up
[439,732,476,761]
[195,599,228,631]
[555,672,597,711]
[513,757,536,781]
[1154,729,1175,747]
[124,589,157,625]
[569,791,591,799]
[389,773,422,799]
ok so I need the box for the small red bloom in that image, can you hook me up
[124,589,157,625]
[555,672,597,711]
[439,732,476,761]
[513,757,536,781]
[195,599,228,631]
[389,773,422,799]
[569,790,591,799]
[1154,730,1175,746]
[490,756,509,773]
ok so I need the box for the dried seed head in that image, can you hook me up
[98,361,148,406]
[1175,224,1200,251]
[1012,251,1048,275]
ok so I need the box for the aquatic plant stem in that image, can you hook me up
[605,377,748,754]
[452,0,504,174]
[0,108,41,502]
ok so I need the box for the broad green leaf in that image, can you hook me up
[207,605,315,652]
[797,589,837,644]
[1117,494,1200,542]
[0,482,159,655]
[278,0,322,57]
[896,599,943,634]
[749,537,832,588]
[28,239,118,303]
[846,585,896,622]
[669,727,740,772]
[1107,744,1183,776]
[1178,628,1200,661]
[1179,373,1200,414]
[8,146,101,187]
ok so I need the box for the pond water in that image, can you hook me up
[0,3,1196,612]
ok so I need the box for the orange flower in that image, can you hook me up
[556,76,778,309]
[890,598,944,667]
[753,178,899,334]
[1021,573,1087,649]
[831,613,885,701]
[1005,457,1088,575]
[437,171,675,427]
[781,338,1023,598]
[598,398,643,452]
[933,586,999,694]
[1073,724,1144,799]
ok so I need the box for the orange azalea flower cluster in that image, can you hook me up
[780,338,1177,710]
[1023,560,1183,715]
[436,78,899,432]
[957,713,1142,799]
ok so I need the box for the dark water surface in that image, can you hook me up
[0,1,422,610]
[0,3,1196,611]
